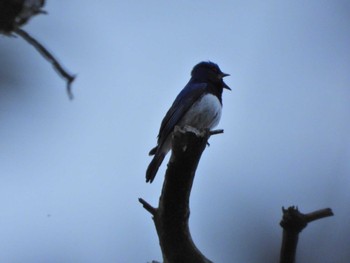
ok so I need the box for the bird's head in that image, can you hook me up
[191,61,231,90]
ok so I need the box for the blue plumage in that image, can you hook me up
[146,61,230,183]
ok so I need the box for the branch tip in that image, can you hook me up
[209,129,224,136]
[66,75,76,100]
[304,208,334,223]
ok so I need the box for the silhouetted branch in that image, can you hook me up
[140,126,219,263]
[139,198,156,216]
[0,0,75,99]
[15,28,76,99]
[303,208,334,223]
[209,129,224,136]
[279,206,334,263]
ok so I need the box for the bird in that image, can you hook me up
[146,61,230,183]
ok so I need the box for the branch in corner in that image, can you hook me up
[15,28,76,99]
[279,206,334,263]
[0,0,76,99]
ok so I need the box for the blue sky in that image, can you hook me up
[1,1,350,262]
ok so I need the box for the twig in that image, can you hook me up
[304,208,333,223]
[139,198,157,216]
[14,28,76,99]
[209,129,224,136]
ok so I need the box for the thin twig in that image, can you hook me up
[14,28,76,99]
[139,198,157,216]
[209,129,224,136]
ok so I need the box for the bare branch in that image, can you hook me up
[140,126,216,263]
[279,206,334,263]
[209,129,224,136]
[139,198,157,216]
[14,28,76,99]
[304,208,334,223]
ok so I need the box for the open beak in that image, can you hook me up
[220,72,231,90]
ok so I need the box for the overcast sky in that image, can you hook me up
[1,1,350,262]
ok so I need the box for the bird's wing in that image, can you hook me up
[157,82,207,147]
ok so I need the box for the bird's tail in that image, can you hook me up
[146,152,165,183]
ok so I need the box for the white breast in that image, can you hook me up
[180,94,222,129]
